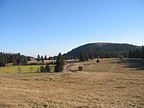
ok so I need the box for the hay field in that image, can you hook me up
[0,58,144,108]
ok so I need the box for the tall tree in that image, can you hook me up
[41,56,44,62]
[55,53,64,72]
[79,52,86,61]
[84,52,89,61]
[0,54,5,66]
[44,55,47,60]
[37,54,41,61]
[89,53,94,59]
[142,46,144,59]
[79,52,89,61]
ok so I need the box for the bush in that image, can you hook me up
[96,59,100,63]
[45,64,51,72]
[78,66,83,71]
[40,64,51,73]
[40,66,45,72]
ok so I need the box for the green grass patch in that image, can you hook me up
[0,65,41,74]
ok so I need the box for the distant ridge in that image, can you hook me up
[64,42,140,59]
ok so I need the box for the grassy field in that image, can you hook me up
[0,65,55,78]
[0,58,144,108]
[0,65,41,74]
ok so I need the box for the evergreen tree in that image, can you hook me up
[55,53,64,72]
[19,56,27,65]
[89,53,94,59]
[142,46,144,59]
[84,52,89,61]
[79,52,89,61]
[0,54,5,66]
[79,53,86,61]
[41,56,44,62]
[37,54,41,61]
[44,55,47,60]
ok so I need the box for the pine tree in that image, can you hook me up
[20,56,27,65]
[79,52,89,61]
[37,54,41,61]
[44,55,47,60]
[41,56,44,62]
[141,47,143,58]
[0,54,5,66]
[84,52,89,61]
[13,55,17,65]
[89,53,94,59]
[79,53,86,61]
[55,53,64,72]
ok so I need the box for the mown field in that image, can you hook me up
[0,58,144,108]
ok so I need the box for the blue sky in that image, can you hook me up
[0,0,144,57]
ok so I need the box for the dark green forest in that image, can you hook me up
[129,46,144,59]
[63,43,139,60]
[0,52,28,67]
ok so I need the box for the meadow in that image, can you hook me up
[0,65,55,78]
[0,58,144,108]
[0,65,41,74]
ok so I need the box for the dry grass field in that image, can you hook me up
[0,58,144,108]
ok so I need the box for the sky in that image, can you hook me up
[0,0,144,57]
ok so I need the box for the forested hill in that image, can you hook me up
[64,43,140,59]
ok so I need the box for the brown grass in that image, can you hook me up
[0,58,144,108]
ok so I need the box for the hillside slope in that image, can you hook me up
[64,43,139,58]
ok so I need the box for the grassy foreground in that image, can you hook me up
[0,58,144,108]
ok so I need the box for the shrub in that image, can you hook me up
[96,59,100,63]
[45,64,51,72]
[40,66,45,72]
[40,64,51,72]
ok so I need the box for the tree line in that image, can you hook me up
[39,53,64,72]
[78,46,144,61]
[37,54,71,61]
[129,46,144,59]
[0,52,28,67]
[63,51,129,61]
[37,54,48,62]
[77,51,128,61]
